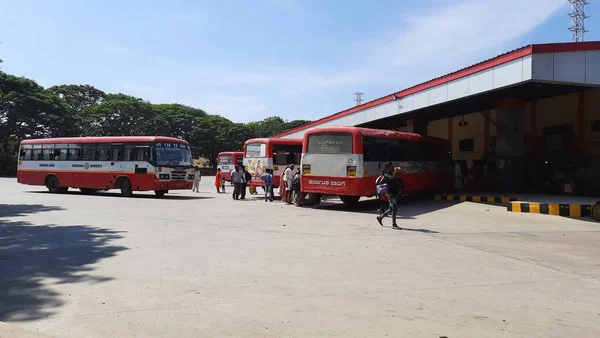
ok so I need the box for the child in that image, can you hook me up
[215,168,223,193]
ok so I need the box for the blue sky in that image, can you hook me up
[1,0,599,123]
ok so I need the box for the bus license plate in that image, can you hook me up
[222,166,229,170]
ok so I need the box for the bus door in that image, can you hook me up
[110,143,125,173]
[134,145,151,174]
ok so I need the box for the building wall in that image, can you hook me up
[426,88,600,160]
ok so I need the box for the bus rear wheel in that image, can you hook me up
[154,190,167,198]
[118,178,133,197]
[46,175,60,194]
[340,195,360,205]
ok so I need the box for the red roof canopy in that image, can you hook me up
[275,41,600,138]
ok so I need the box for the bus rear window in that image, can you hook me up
[218,155,233,165]
[307,133,352,154]
[246,143,266,157]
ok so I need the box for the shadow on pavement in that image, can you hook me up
[26,190,212,200]
[0,204,127,322]
[312,196,456,220]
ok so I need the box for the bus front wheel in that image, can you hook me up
[340,195,360,205]
[118,178,133,197]
[154,190,167,198]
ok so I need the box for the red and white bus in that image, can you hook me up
[216,151,243,182]
[243,138,302,191]
[17,136,195,197]
[301,126,453,204]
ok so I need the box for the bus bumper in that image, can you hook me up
[155,180,194,190]
[301,176,375,196]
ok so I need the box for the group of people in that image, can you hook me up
[225,165,253,200]
[201,161,403,229]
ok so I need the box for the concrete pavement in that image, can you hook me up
[1,177,600,337]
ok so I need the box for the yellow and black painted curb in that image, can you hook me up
[507,202,592,218]
[434,194,520,205]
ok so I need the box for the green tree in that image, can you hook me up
[191,115,254,165]
[83,93,157,136]
[0,72,78,147]
[153,103,207,141]
[247,116,311,138]
[47,84,105,113]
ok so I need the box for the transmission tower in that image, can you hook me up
[353,92,364,106]
[568,0,589,42]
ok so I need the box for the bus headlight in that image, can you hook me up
[159,174,170,180]
[346,166,356,177]
[302,164,311,175]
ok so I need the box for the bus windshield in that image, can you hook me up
[307,133,353,154]
[218,154,234,165]
[155,142,192,167]
[246,143,266,158]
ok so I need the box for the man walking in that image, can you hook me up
[376,161,403,230]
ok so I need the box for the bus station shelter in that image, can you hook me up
[275,42,600,196]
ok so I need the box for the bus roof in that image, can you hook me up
[304,126,449,144]
[217,151,244,156]
[244,137,302,146]
[20,136,189,145]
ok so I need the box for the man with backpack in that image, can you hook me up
[376,161,403,229]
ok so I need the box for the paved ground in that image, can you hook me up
[1,177,600,338]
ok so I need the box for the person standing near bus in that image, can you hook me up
[283,164,295,204]
[192,166,201,193]
[215,168,223,193]
[261,169,274,202]
[240,166,252,200]
[231,165,241,200]
[376,162,402,230]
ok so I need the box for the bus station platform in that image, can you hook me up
[434,192,600,221]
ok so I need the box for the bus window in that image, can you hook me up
[82,145,96,161]
[135,146,151,161]
[96,146,111,161]
[273,144,302,165]
[58,148,68,160]
[307,133,352,154]
[20,149,32,161]
[112,147,124,161]
[43,148,53,161]
[124,147,134,161]
[237,156,243,166]
[218,154,233,165]
[246,143,266,157]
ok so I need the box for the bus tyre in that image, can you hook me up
[592,203,600,222]
[119,178,133,197]
[340,195,360,205]
[154,190,167,198]
[45,175,60,193]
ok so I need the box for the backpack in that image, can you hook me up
[292,175,300,190]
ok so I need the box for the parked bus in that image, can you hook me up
[243,138,302,192]
[216,151,244,182]
[301,126,452,204]
[17,136,195,197]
